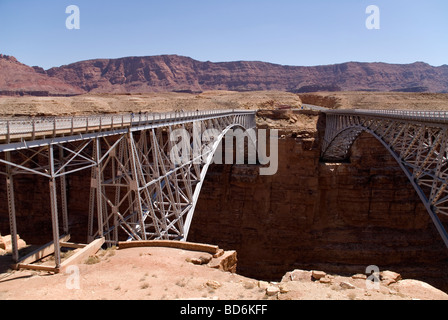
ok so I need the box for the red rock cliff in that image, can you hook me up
[46,55,448,93]
[0,54,84,96]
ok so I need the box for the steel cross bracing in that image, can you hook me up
[321,109,448,249]
[0,109,256,268]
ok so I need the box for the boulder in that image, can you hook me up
[352,274,367,280]
[380,271,402,286]
[208,250,237,273]
[312,270,327,281]
[190,254,213,265]
[283,270,313,282]
[206,280,222,290]
[390,280,448,300]
[319,276,333,284]
[0,234,26,253]
[340,281,356,290]
[266,286,280,296]
[278,283,289,293]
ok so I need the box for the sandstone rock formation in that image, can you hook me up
[2,245,446,300]
[2,54,448,96]
[299,91,448,111]
[0,234,26,254]
[46,55,448,94]
[0,54,84,96]
[277,268,448,300]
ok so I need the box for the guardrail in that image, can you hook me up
[0,109,255,143]
[324,109,448,124]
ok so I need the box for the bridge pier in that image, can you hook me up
[5,152,19,263]
[48,144,61,268]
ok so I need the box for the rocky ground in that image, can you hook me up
[0,91,301,117]
[0,243,447,301]
[1,90,447,119]
[299,91,448,111]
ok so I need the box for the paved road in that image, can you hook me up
[0,109,254,143]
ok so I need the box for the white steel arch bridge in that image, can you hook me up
[0,109,256,271]
[322,109,448,249]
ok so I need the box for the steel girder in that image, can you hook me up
[87,114,257,244]
[0,110,256,266]
[322,110,448,248]
[0,142,90,266]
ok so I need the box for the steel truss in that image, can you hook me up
[0,110,256,268]
[322,109,448,248]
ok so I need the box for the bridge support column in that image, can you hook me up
[59,146,69,235]
[87,162,96,243]
[48,145,61,268]
[5,152,19,263]
[127,131,147,241]
[94,138,104,240]
[88,138,106,243]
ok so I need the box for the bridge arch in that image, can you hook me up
[87,113,258,245]
[322,111,448,249]
[182,122,258,240]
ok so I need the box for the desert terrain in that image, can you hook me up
[1,90,448,119]
[299,91,448,111]
[1,244,447,301]
[0,91,301,117]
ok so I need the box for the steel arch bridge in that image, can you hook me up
[0,109,256,271]
[322,109,448,249]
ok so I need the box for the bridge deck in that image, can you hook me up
[0,109,256,152]
[324,109,448,124]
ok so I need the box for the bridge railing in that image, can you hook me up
[0,109,254,143]
[325,109,448,124]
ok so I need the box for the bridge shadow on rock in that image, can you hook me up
[188,113,448,293]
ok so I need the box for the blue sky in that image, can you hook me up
[0,0,447,69]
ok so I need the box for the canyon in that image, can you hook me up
[188,109,448,292]
[1,106,448,295]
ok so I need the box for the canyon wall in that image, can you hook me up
[1,109,448,292]
[188,110,448,291]
[47,57,448,94]
[0,54,84,96]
